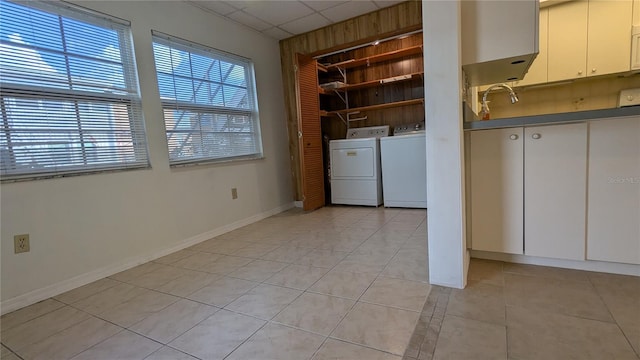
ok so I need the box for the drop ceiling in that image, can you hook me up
[186,0,406,40]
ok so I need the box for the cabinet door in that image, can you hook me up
[461,0,539,85]
[587,0,633,76]
[470,128,524,254]
[524,123,587,260]
[515,8,548,87]
[548,1,588,82]
[461,0,538,65]
[587,117,640,264]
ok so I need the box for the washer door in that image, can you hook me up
[331,147,375,178]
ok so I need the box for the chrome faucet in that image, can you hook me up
[480,83,519,120]
[482,83,519,106]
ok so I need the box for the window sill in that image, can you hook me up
[169,155,265,169]
[1,165,151,184]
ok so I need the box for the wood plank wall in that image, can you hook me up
[319,33,424,141]
[279,1,423,201]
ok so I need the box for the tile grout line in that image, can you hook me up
[286,212,424,358]
[400,285,450,360]
[271,216,390,360]
[307,210,410,360]
[0,299,68,333]
[1,343,24,360]
[502,261,510,360]
[3,207,426,360]
[197,208,416,359]
[275,207,397,358]
[317,218,424,357]
[585,273,640,359]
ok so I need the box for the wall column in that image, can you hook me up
[423,0,469,288]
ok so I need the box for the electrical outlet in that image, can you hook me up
[231,188,238,199]
[14,234,30,254]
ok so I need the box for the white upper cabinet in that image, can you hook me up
[514,8,549,87]
[587,117,640,265]
[524,123,588,261]
[587,0,634,76]
[548,0,589,82]
[548,0,633,82]
[462,0,539,85]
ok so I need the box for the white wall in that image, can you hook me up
[0,1,293,311]
[423,1,469,289]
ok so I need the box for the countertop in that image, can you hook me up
[463,106,640,131]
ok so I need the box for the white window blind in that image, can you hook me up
[0,0,148,181]
[152,32,262,165]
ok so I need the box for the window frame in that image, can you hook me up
[151,31,263,166]
[0,0,149,182]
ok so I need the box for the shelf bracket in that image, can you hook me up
[336,66,346,83]
[348,116,368,122]
[333,89,347,104]
[346,111,367,130]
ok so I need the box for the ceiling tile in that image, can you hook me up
[189,1,238,15]
[373,0,404,8]
[227,10,273,31]
[280,13,331,34]
[223,0,259,10]
[302,1,348,11]
[263,27,295,40]
[243,1,315,26]
[320,1,378,22]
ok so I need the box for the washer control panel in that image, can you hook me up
[393,122,425,135]
[346,125,390,139]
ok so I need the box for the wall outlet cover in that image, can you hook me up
[14,234,30,254]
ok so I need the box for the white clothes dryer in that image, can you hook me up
[329,126,389,206]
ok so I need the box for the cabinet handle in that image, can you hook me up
[532,133,541,140]
[509,134,519,140]
[591,68,597,73]
[578,70,583,75]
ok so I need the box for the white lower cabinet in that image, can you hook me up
[470,123,588,260]
[524,123,588,260]
[470,128,524,254]
[587,117,640,264]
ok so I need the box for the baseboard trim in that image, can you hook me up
[428,279,465,289]
[470,250,640,277]
[0,202,295,315]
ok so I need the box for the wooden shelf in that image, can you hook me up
[318,87,344,95]
[326,45,423,70]
[319,72,423,94]
[317,63,328,73]
[326,98,423,115]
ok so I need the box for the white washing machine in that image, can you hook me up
[330,126,389,206]
[380,122,427,208]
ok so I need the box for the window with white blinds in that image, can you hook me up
[152,32,262,165]
[0,0,148,181]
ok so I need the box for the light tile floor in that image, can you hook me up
[1,207,430,360]
[403,260,640,360]
[2,206,639,360]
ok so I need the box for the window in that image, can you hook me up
[0,0,147,181]
[152,32,262,165]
